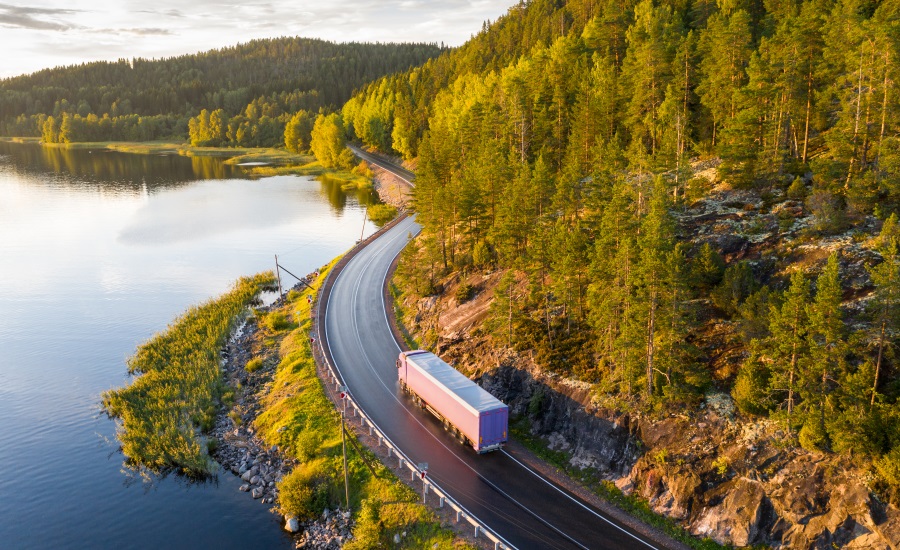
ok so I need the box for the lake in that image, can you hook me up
[0,142,377,549]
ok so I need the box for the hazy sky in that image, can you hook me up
[0,1,513,78]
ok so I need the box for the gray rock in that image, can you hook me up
[250,475,260,485]
[239,483,250,492]
[393,533,401,544]
[251,487,264,499]
[284,515,300,533]
[241,470,253,482]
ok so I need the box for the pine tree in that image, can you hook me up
[867,235,900,406]
[767,270,810,424]
[799,253,844,450]
[636,177,676,396]
[697,9,753,149]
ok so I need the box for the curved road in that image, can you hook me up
[322,214,667,549]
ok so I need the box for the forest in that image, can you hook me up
[343,0,900,501]
[0,37,443,143]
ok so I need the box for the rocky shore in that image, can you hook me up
[211,282,356,547]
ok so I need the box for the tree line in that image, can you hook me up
[0,37,444,142]
[373,0,900,501]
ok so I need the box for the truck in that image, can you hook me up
[397,350,508,453]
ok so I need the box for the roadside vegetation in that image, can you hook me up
[248,262,469,548]
[101,273,276,476]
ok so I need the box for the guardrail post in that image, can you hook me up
[475,526,481,538]
[456,511,462,522]
[439,496,444,508]
[494,542,500,550]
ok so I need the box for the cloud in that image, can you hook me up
[88,27,175,36]
[0,3,82,31]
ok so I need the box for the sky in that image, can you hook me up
[0,1,514,78]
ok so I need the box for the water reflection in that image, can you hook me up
[0,142,378,219]
[318,173,379,211]
[0,141,242,193]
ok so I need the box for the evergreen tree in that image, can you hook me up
[767,270,810,424]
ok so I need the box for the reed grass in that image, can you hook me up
[102,272,276,476]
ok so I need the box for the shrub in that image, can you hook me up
[455,282,474,303]
[787,177,807,200]
[732,353,771,415]
[245,357,264,373]
[264,311,292,332]
[367,203,397,226]
[712,261,756,315]
[351,161,374,179]
[806,189,847,234]
[693,243,725,289]
[277,458,333,520]
[712,455,730,476]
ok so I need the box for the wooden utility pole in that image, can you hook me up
[341,410,349,508]
[274,255,283,299]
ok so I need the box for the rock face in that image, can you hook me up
[691,477,769,546]
[446,351,900,549]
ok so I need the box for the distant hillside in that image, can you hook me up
[0,37,444,141]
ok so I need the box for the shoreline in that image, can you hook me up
[0,137,379,187]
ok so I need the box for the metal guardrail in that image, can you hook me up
[311,217,515,550]
[320,365,513,550]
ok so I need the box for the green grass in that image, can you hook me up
[251,260,469,548]
[367,204,398,226]
[101,272,276,476]
[510,420,729,550]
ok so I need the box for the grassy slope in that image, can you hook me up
[248,262,470,548]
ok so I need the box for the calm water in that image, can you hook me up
[0,142,377,549]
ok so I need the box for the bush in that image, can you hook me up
[351,161,374,179]
[712,261,756,315]
[277,458,333,520]
[712,455,730,476]
[245,357,264,373]
[787,177,807,200]
[798,408,829,452]
[264,311,292,332]
[732,353,770,415]
[693,243,725,289]
[367,203,397,227]
[455,282,474,303]
[806,189,847,234]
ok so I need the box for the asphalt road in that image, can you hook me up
[322,215,665,550]
[347,144,416,183]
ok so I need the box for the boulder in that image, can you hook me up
[284,516,300,533]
